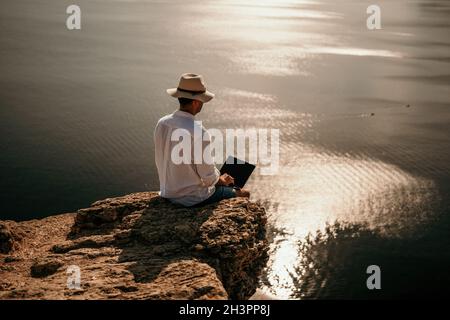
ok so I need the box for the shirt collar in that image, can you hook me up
[173,110,195,120]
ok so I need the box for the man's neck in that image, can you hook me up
[179,108,195,116]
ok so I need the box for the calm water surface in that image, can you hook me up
[1,0,449,298]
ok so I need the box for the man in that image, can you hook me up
[154,73,250,207]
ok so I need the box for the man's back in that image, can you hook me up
[154,110,220,206]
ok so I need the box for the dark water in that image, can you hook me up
[1,0,449,298]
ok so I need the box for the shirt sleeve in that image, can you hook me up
[194,128,220,187]
[196,164,220,187]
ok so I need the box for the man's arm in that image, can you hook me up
[196,163,220,187]
[192,124,249,198]
[196,163,235,187]
[194,128,236,187]
[194,129,220,187]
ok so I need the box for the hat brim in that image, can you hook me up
[166,88,215,103]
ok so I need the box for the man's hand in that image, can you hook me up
[217,173,234,186]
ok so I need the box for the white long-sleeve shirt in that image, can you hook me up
[154,110,220,206]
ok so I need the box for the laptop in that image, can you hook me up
[219,156,256,189]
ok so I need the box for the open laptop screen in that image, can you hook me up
[219,156,256,188]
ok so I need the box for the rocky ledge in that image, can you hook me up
[0,192,268,300]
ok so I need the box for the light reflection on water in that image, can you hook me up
[194,0,450,298]
[1,0,449,298]
[249,150,437,298]
[206,88,441,298]
[195,0,404,76]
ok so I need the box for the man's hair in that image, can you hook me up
[178,97,194,107]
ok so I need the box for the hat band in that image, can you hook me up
[177,87,206,95]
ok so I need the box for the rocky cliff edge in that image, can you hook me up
[0,192,268,300]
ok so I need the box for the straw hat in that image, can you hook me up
[166,73,215,103]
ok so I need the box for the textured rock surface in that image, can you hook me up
[0,222,23,254]
[0,192,268,300]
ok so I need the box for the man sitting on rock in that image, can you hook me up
[154,73,250,207]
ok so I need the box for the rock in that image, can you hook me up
[0,222,23,254]
[0,223,14,254]
[4,256,22,263]
[30,258,63,278]
[0,192,268,300]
